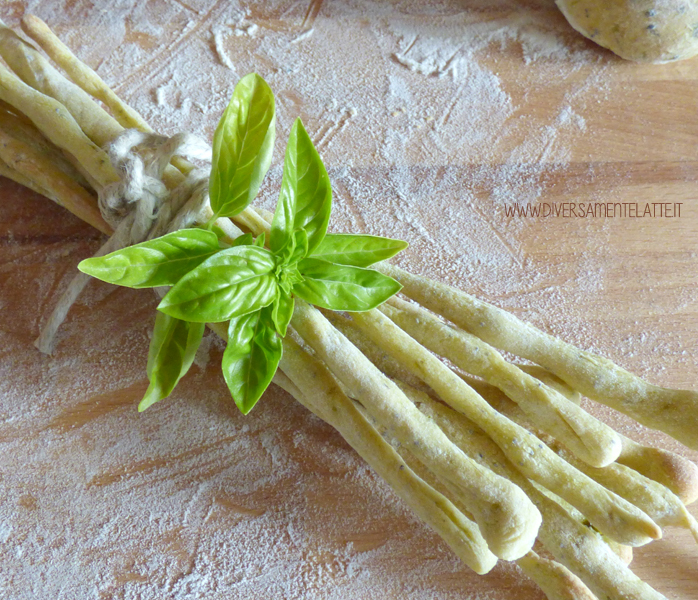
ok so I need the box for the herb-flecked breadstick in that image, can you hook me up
[0,119,108,233]
[465,368,698,507]
[378,263,698,451]
[349,308,661,547]
[0,62,117,190]
[617,434,698,505]
[517,552,598,600]
[383,297,620,467]
[515,364,582,405]
[0,20,123,148]
[290,300,542,560]
[20,14,154,135]
[476,378,698,540]
[401,382,667,600]
[271,338,499,575]
[464,375,637,567]
[360,400,598,600]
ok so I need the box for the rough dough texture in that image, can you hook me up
[556,0,698,63]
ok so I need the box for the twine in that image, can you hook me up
[34,129,213,354]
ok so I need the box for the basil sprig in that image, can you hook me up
[79,73,408,415]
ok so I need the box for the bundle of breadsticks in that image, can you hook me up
[2,15,698,600]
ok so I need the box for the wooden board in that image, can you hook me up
[1,1,697,598]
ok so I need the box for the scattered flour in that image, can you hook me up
[1,0,697,599]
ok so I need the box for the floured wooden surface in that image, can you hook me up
[1,1,697,598]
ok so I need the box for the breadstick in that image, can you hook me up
[516,364,582,405]
[357,398,598,600]
[475,377,698,540]
[0,20,122,148]
[349,308,661,547]
[271,339,499,575]
[0,62,117,190]
[20,14,153,134]
[383,297,620,467]
[0,119,108,233]
[0,157,54,198]
[400,382,666,600]
[463,368,698,508]
[291,300,542,560]
[617,435,698,505]
[378,263,698,451]
[458,374,637,567]
[516,552,598,600]
[325,311,426,391]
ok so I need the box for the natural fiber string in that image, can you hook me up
[34,129,213,354]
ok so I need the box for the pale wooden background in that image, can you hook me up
[1,1,697,599]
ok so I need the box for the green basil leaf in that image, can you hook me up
[209,73,276,219]
[270,118,331,255]
[294,258,402,312]
[78,229,220,289]
[289,229,308,264]
[139,313,205,411]
[231,233,254,247]
[158,246,277,322]
[312,233,408,267]
[254,232,266,248]
[222,306,282,414]
[271,287,294,336]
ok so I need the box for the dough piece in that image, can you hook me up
[556,0,698,63]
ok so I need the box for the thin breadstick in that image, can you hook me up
[474,377,698,540]
[0,157,54,198]
[516,364,582,405]
[378,263,698,451]
[20,14,153,134]
[452,374,636,566]
[271,339,499,575]
[291,300,542,560]
[349,308,661,547]
[0,62,117,190]
[399,382,667,600]
[0,99,93,190]
[0,120,108,233]
[617,435,698,505]
[356,399,598,600]
[325,311,427,391]
[0,20,122,148]
[516,552,598,600]
[383,297,620,468]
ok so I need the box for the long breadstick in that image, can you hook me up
[290,300,542,560]
[268,357,499,575]
[378,263,698,451]
[20,14,153,134]
[0,117,108,233]
[516,364,582,404]
[475,377,698,539]
[349,308,661,547]
[357,400,598,600]
[517,552,598,600]
[617,435,698,505]
[0,20,122,148]
[401,382,667,600]
[0,62,117,190]
[383,297,621,468]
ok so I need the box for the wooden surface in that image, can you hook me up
[1,1,698,599]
